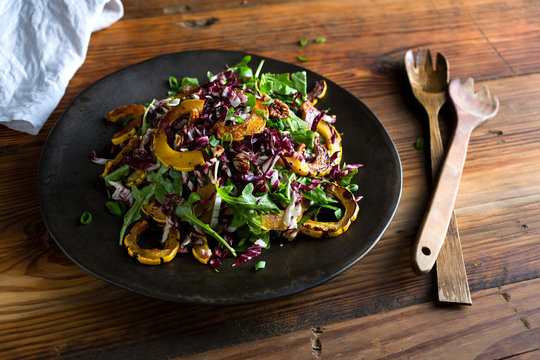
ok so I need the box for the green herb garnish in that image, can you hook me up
[255,261,266,271]
[80,211,93,225]
[105,201,125,216]
[414,137,424,150]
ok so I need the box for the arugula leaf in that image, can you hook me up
[145,164,168,183]
[271,172,295,204]
[228,55,253,79]
[336,167,359,187]
[291,71,307,97]
[245,92,257,110]
[217,183,280,214]
[180,77,199,89]
[231,208,265,235]
[259,72,301,97]
[208,135,221,147]
[119,184,156,245]
[106,201,125,216]
[303,187,338,205]
[284,112,315,149]
[104,165,130,187]
[174,192,236,256]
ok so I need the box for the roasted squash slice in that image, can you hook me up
[154,99,206,171]
[101,136,141,178]
[212,99,268,141]
[105,104,146,123]
[261,202,309,231]
[141,199,167,224]
[105,104,146,145]
[316,120,342,165]
[124,220,180,265]
[285,134,331,177]
[306,80,327,106]
[193,183,217,218]
[191,233,213,264]
[300,183,359,238]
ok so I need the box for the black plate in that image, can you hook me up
[38,50,401,305]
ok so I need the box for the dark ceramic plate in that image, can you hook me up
[39,50,401,305]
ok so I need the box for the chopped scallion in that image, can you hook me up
[255,261,266,271]
[80,211,93,225]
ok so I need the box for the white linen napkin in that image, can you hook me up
[0,0,124,135]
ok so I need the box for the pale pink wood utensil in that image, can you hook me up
[412,77,499,275]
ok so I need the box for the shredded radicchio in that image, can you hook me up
[90,150,110,165]
[232,242,263,267]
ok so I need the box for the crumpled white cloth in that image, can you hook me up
[0,0,124,135]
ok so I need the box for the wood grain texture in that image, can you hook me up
[175,277,540,360]
[1,0,540,358]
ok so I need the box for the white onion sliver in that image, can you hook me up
[210,193,222,229]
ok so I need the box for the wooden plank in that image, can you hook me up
[0,72,539,358]
[2,1,540,358]
[172,277,540,359]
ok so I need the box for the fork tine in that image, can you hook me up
[464,77,475,93]
[480,85,491,102]
[415,48,422,68]
[425,49,434,72]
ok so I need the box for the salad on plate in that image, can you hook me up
[91,56,362,269]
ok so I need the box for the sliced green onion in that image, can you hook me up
[297,56,310,62]
[414,137,424,150]
[169,76,179,90]
[80,211,93,225]
[315,37,326,44]
[221,133,233,148]
[254,60,265,79]
[299,38,308,47]
[255,260,266,271]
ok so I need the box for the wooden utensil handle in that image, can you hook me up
[413,121,473,274]
[428,110,445,176]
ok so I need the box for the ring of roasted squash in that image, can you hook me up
[300,183,359,238]
[154,99,206,171]
[124,219,180,265]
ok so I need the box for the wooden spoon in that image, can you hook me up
[412,77,499,275]
[405,49,472,304]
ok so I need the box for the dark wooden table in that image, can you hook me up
[2,0,539,358]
